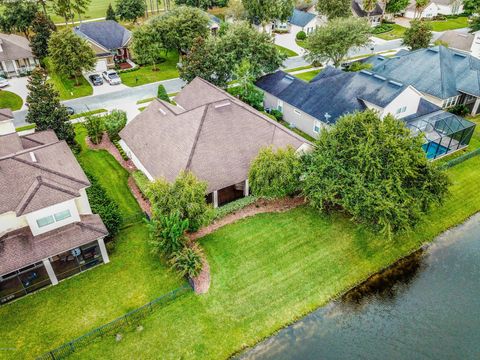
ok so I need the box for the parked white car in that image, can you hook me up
[0,76,9,88]
[102,70,122,85]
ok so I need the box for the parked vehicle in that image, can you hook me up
[66,106,75,116]
[89,73,103,86]
[102,70,121,85]
[0,76,9,88]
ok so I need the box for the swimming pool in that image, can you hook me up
[422,142,449,159]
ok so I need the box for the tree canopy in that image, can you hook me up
[306,17,371,67]
[48,29,96,85]
[402,19,432,50]
[30,12,55,60]
[242,0,295,24]
[0,0,37,39]
[106,3,117,20]
[115,0,146,23]
[463,0,480,15]
[131,23,165,69]
[302,110,449,236]
[315,0,351,19]
[386,0,410,13]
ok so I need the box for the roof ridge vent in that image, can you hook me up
[373,74,386,81]
[214,101,231,109]
[29,151,37,163]
[158,108,167,116]
[388,80,403,87]
[360,70,373,75]
[453,52,466,58]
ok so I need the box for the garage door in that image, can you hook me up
[95,59,107,73]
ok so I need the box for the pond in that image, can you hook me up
[239,215,480,360]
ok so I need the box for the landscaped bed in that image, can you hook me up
[0,89,23,110]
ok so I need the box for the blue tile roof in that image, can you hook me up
[364,46,480,100]
[74,20,131,51]
[289,9,316,27]
[256,68,412,124]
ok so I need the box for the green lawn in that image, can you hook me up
[120,52,179,87]
[275,44,298,58]
[285,64,313,73]
[296,39,309,50]
[75,125,140,217]
[0,90,23,110]
[294,69,322,82]
[427,16,469,32]
[373,24,407,40]
[65,156,480,360]
[45,59,93,100]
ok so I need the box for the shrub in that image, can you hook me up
[213,195,258,220]
[83,115,104,144]
[150,212,189,256]
[346,62,373,72]
[104,110,127,141]
[372,23,393,34]
[157,84,170,102]
[270,109,283,121]
[113,140,129,160]
[170,245,203,278]
[85,171,123,238]
[228,84,264,110]
[296,30,307,40]
[249,146,303,198]
[148,171,213,232]
[449,104,469,116]
[132,170,151,198]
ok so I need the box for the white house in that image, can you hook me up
[0,110,109,305]
[404,0,463,19]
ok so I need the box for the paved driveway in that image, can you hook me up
[3,77,29,110]
[275,33,306,56]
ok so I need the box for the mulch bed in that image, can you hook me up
[190,259,211,294]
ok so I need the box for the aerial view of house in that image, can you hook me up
[1,1,480,359]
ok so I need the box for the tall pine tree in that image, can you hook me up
[30,12,55,61]
[106,3,117,20]
[26,68,76,147]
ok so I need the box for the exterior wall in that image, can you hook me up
[75,188,92,215]
[0,119,16,135]
[25,199,81,236]
[421,92,445,107]
[382,86,422,119]
[437,2,463,15]
[0,57,37,77]
[404,3,438,19]
[119,139,155,181]
[470,32,480,59]
[0,211,28,234]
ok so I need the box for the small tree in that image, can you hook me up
[170,245,203,277]
[315,0,351,19]
[403,20,432,50]
[302,110,449,236]
[30,12,55,61]
[106,3,117,20]
[26,68,76,146]
[306,17,371,68]
[249,146,303,198]
[104,110,127,141]
[116,0,146,23]
[148,171,213,232]
[131,24,164,70]
[157,84,170,102]
[469,15,480,33]
[84,115,104,144]
[386,0,410,13]
[296,30,307,40]
[242,0,294,27]
[150,212,189,255]
[48,29,96,85]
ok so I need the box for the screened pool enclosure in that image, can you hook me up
[406,112,476,160]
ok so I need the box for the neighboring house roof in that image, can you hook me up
[120,77,309,193]
[256,67,415,124]
[73,20,131,51]
[0,214,107,275]
[0,33,33,62]
[364,46,480,99]
[437,31,474,53]
[0,108,14,121]
[289,9,316,27]
[0,130,90,216]
[352,0,384,17]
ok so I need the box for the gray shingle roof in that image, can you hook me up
[364,46,480,99]
[0,33,33,62]
[256,68,410,124]
[289,9,316,27]
[352,0,384,17]
[120,77,309,193]
[73,20,131,51]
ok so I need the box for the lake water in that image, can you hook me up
[239,215,480,360]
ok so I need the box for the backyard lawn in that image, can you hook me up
[61,155,480,359]
[120,51,179,87]
[427,16,469,32]
[275,44,298,58]
[373,24,407,40]
[45,59,92,100]
[294,69,322,82]
[0,90,23,110]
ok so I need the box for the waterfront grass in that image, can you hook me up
[67,156,480,359]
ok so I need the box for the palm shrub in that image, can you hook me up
[170,244,203,278]
[150,212,189,256]
[84,115,104,144]
[104,110,127,141]
[249,146,303,198]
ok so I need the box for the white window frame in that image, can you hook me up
[313,120,321,134]
[36,209,72,228]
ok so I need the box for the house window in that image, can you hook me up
[36,215,55,228]
[277,100,283,112]
[313,121,321,133]
[444,96,459,108]
[396,106,407,115]
[54,209,72,222]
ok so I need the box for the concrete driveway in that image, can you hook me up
[275,33,306,57]
[3,77,29,110]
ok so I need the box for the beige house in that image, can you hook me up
[120,78,311,207]
[0,110,108,305]
[0,33,38,77]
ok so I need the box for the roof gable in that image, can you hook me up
[74,21,131,51]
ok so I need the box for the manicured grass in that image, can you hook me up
[427,16,469,32]
[294,69,322,82]
[16,124,36,132]
[275,44,298,57]
[70,108,108,120]
[75,125,140,217]
[373,24,407,40]
[279,120,316,142]
[68,155,480,360]
[0,90,23,110]
[286,64,313,73]
[296,39,309,50]
[45,59,93,100]
[120,51,179,87]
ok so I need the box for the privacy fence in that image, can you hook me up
[36,284,192,360]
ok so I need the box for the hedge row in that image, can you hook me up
[132,170,151,199]
[213,196,258,220]
[113,140,129,160]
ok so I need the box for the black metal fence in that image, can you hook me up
[36,284,191,360]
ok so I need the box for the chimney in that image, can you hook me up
[0,109,15,136]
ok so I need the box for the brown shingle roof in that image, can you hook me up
[121,77,310,193]
[0,33,33,62]
[0,215,107,276]
[0,108,14,122]
[437,31,474,53]
[0,131,90,215]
